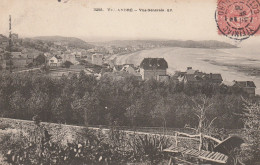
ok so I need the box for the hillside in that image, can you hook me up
[92,40,237,49]
[33,36,94,50]
[0,34,8,41]
[33,36,85,43]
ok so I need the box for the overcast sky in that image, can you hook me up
[0,0,259,47]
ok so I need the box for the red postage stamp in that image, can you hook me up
[216,0,260,40]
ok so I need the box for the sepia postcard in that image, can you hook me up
[0,0,260,164]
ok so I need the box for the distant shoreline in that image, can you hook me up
[112,47,260,94]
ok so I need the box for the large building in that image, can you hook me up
[178,67,223,85]
[139,58,168,80]
[233,81,256,97]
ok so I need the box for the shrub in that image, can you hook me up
[238,101,260,164]
[0,124,132,165]
[128,134,170,164]
[0,122,11,130]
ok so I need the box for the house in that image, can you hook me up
[26,54,35,64]
[87,48,95,53]
[178,67,223,85]
[91,54,103,66]
[10,52,28,68]
[12,58,27,68]
[121,64,136,74]
[61,53,78,65]
[139,58,168,80]
[233,81,256,97]
[48,56,63,67]
[157,75,170,82]
[121,64,142,79]
[11,52,23,58]
[44,52,52,58]
[181,73,223,84]
[75,51,82,58]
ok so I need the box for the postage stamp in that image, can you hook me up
[215,0,260,40]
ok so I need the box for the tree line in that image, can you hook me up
[0,71,257,129]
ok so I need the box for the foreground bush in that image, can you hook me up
[0,71,249,129]
[0,122,170,165]
[237,101,260,165]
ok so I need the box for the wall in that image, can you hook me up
[140,69,166,80]
[0,117,195,149]
[92,54,103,66]
[243,87,255,97]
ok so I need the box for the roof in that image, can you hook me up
[114,65,123,71]
[56,55,63,59]
[140,58,168,70]
[214,136,244,155]
[184,73,223,82]
[205,73,223,81]
[123,64,135,68]
[185,74,202,82]
[92,53,103,57]
[233,81,256,88]
[186,69,198,74]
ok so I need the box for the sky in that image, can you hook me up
[0,0,259,47]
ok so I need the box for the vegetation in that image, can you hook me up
[62,61,73,68]
[0,71,252,129]
[0,70,260,164]
[34,54,46,66]
[237,101,260,164]
[0,120,170,165]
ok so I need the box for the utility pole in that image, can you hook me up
[8,15,12,72]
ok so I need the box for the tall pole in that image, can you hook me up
[8,15,12,72]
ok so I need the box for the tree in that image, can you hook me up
[151,98,171,133]
[26,90,50,121]
[191,94,216,134]
[35,54,46,66]
[71,92,100,126]
[10,91,28,119]
[125,100,141,128]
[239,100,260,164]
[63,61,73,68]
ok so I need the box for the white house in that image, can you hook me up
[91,54,103,66]
[61,53,79,65]
[48,56,63,67]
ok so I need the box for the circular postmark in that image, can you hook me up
[215,0,260,40]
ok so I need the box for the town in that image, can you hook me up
[0,32,257,97]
